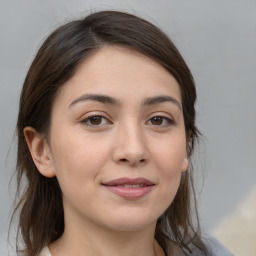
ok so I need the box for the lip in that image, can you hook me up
[102,177,155,199]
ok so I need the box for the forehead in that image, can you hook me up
[53,45,182,107]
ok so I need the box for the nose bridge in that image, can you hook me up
[113,118,149,165]
[123,122,144,149]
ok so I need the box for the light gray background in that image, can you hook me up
[1,0,255,255]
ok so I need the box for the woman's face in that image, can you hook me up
[46,46,188,232]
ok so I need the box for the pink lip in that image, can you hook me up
[102,177,155,199]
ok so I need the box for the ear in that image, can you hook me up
[181,157,189,173]
[24,127,55,178]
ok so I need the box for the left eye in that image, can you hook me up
[147,116,174,126]
[81,115,110,126]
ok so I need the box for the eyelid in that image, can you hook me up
[146,112,176,126]
[79,111,112,120]
[80,112,113,127]
[147,111,175,121]
[148,116,174,125]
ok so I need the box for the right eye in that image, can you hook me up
[80,115,111,127]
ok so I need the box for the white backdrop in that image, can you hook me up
[1,0,256,255]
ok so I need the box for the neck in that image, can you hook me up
[49,212,164,256]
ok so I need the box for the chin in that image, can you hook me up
[99,211,159,232]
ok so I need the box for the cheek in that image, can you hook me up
[50,130,111,184]
[151,136,186,200]
[152,137,187,173]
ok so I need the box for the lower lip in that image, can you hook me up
[103,185,154,199]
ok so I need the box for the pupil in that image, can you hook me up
[91,116,102,125]
[152,117,163,125]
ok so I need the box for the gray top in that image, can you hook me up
[185,235,233,256]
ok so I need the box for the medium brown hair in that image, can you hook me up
[13,10,207,256]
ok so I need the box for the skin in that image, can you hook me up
[24,46,188,256]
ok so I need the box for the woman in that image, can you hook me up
[12,10,227,256]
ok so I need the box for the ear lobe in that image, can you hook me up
[181,158,189,173]
[23,127,55,178]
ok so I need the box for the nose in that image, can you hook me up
[112,123,149,167]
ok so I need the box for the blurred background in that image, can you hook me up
[1,0,255,255]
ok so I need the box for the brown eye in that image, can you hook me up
[89,116,102,125]
[151,116,163,125]
[147,116,175,127]
[81,115,110,127]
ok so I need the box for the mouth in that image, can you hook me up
[101,177,155,199]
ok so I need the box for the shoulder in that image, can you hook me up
[38,246,52,256]
[204,236,234,256]
[185,235,234,256]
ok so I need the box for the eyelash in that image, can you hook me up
[80,114,175,127]
[146,116,175,127]
[80,114,111,127]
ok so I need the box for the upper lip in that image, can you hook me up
[102,177,155,186]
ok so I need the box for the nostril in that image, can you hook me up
[118,158,147,165]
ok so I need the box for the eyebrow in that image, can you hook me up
[143,95,182,109]
[69,93,181,109]
[69,93,121,108]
